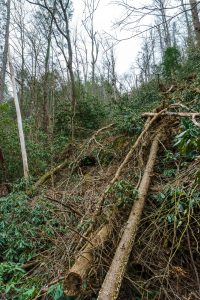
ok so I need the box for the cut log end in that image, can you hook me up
[64,272,82,296]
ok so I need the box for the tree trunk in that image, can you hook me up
[8,46,29,179]
[189,0,200,47]
[43,13,54,132]
[64,225,110,296]
[180,0,193,43]
[97,130,163,300]
[157,24,164,58]
[0,0,11,102]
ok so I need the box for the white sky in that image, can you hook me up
[73,0,190,75]
[73,0,147,75]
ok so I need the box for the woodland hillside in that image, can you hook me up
[0,0,200,299]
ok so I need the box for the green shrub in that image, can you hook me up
[162,46,181,79]
[174,118,200,157]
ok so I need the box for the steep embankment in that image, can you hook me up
[0,85,200,299]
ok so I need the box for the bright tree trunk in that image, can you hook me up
[8,46,29,179]
[97,130,163,300]
[0,0,11,102]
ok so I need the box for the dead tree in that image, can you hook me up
[82,0,100,89]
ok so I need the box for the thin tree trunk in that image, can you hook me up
[181,0,193,42]
[42,1,56,132]
[43,14,54,132]
[189,0,200,47]
[0,0,11,102]
[157,24,164,58]
[97,129,163,300]
[8,46,29,179]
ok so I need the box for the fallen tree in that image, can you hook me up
[142,112,200,117]
[97,128,164,300]
[64,225,110,296]
[83,108,168,239]
[142,111,200,128]
[63,124,165,297]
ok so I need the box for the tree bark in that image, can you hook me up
[189,0,200,47]
[181,0,193,43]
[142,112,200,117]
[0,0,11,102]
[97,130,163,300]
[43,6,55,132]
[64,225,110,296]
[8,46,29,179]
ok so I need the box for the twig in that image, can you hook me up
[45,194,83,217]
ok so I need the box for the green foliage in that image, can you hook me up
[0,192,68,299]
[180,47,200,76]
[162,47,181,78]
[113,81,160,134]
[47,283,65,299]
[76,94,107,131]
[0,103,54,181]
[0,192,65,263]
[109,180,138,208]
[154,186,200,227]
[54,102,71,136]
[54,87,107,137]
[174,118,200,156]
[0,262,39,299]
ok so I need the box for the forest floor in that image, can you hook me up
[1,83,200,300]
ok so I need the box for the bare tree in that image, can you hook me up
[82,0,100,88]
[27,0,77,139]
[156,0,171,48]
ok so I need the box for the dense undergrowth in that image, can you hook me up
[0,47,200,299]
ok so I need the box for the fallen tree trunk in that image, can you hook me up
[97,129,163,300]
[143,111,200,128]
[142,112,200,117]
[33,159,69,189]
[64,225,110,296]
[83,108,168,239]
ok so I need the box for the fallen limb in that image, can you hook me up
[69,123,114,172]
[33,159,69,189]
[192,114,200,128]
[142,112,200,117]
[64,225,110,296]
[143,111,200,129]
[83,108,167,238]
[45,193,83,217]
[97,129,163,300]
[33,124,114,190]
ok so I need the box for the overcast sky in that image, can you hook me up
[72,0,190,75]
[73,0,148,75]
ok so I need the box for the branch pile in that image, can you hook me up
[28,103,200,300]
